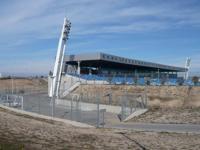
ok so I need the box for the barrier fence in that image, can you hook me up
[0,91,108,127]
[0,86,149,128]
[119,93,147,121]
[0,93,23,109]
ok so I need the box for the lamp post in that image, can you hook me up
[50,76,55,117]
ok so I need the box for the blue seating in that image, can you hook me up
[66,74,198,86]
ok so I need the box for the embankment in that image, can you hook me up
[73,85,200,108]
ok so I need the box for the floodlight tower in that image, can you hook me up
[50,18,71,98]
[184,57,191,80]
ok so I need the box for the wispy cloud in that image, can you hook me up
[0,0,200,75]
[1,0,200,39]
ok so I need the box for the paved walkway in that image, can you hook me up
[106,123,200,134]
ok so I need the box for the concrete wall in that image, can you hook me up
[56,99,121,114]
[58,75,108,97]
[72,85,200,108]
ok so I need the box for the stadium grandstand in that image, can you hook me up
[62,52,188,85]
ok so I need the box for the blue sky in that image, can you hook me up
[0,0,200,76]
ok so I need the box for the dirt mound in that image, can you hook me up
[74,85,200,108]
[129,107,200,124]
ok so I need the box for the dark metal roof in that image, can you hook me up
[64,52,187,72]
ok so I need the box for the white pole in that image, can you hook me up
[11,78,14,95]
[184,57,191,80]
[51,76,55,117]
[77,61,81,75]
[21,96,24,110]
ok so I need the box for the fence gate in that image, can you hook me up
[120,93,147,121]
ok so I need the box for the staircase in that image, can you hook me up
[61,82,80,97]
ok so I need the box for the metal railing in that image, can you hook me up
[65,74,200,86]
[0,94,23,110]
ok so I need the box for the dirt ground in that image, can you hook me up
[0,78,47,94]
[75,85,200,108]
[1,107,200,150]
[129,107,200,124]
[1,79,200,149]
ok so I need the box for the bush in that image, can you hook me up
[192,76,199,86]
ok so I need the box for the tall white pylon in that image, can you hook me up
[49,18,71,98]
[184,57,191,80]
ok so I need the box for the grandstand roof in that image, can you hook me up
[64,52,187,72]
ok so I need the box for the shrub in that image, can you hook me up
[192,76,199,86]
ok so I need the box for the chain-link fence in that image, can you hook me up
[0,93,23,109]
[0,90,107,128]
[0,78,149,128]
[119,93,148,121]
[60,92,107,127]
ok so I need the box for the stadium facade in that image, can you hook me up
[64,52,187,78]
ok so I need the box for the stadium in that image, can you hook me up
[47,18,191,99]
[60,52,187,86]
[64,52,186,77]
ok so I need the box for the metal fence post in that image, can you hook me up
[121,95,125,121]
[96,94,100,128]
[21,96,24,110]
[38,97,41,114]
[71,95,74,120]
[75,95,80,121]
[100,109,106,128]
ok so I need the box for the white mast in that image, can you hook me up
[50,18,71,98]
[184,57,191,80]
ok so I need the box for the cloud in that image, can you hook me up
[1,0,200,39]
[0,0,200,75]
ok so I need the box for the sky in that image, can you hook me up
[0,0,200,76]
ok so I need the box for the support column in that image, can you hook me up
[77,61,81,75]
[175,72,178,78]
[135,69,138,78]
[157,68,160,80]
[89,68,92,75]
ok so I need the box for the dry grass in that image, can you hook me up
[0,107,141,150]
[0,78,47,94]
[129,107,200,124]
[74,85,200,108]
[1,107,200,149]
